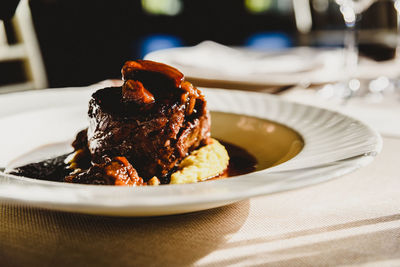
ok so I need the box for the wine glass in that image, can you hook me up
[395,0,400,56]
[334,0,377,99]
[393,0,400,98]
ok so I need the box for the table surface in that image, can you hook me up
[1,89,399,266]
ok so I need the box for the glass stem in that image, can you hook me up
[344,15,359,80]
[395,0,400,60]
[394,0,400,96]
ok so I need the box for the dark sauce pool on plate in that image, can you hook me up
[8,140,257,184]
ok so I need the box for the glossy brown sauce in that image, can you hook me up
[216,141,257,179]
[8,141,257,184]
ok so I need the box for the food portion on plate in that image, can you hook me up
[7,60,256,186]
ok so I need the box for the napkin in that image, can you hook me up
[150,41,320,75]
[144,41,344,87]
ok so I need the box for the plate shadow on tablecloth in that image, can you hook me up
[203,214,400,266]
[0,200,250,267]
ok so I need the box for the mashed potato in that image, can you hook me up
[170,138,230,184]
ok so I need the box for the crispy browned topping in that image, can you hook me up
[181,81,203,115]
[122,60,184,88]
[104,157,144,186]
[120,60,206,117]
[122,80,155,105]
[64,156,144,186]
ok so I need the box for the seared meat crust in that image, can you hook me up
[86,60,210,180]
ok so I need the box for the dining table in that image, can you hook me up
[1,51,400,266]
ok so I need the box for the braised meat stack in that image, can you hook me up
[86,60,210,181]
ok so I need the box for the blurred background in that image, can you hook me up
[0,0,397,90]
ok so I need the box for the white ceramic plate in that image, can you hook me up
[0,87,381,216]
